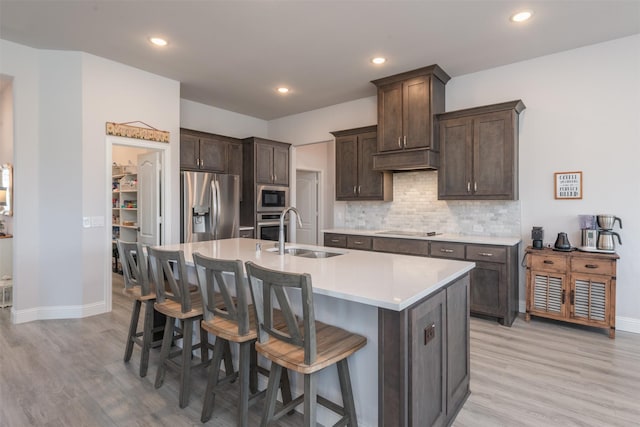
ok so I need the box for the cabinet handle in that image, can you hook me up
[543,260,554,264]
[398,136,402,148]
[424,323,436,345]
[358,185,361,194]
[200,159,204,167]
[562,289,566,304]
[403,135,407,148]
[570,290,575,305]
[467,182,471,193]
[474,182,477,192]
[274,173,277,182]
[478,252,494,257]
[331,239,340,243]
[353,186,357,194]
[354,241,364,245]
[585,264,599,269]
[440,248,454,253]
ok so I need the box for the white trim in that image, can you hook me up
[106,135,170,316]
[616,316,640,335]
[11,301,107,324]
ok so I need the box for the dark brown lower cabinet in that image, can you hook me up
[379,274,470,426]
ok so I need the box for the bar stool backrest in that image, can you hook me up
[148,247,191,313]
[117,240,151,296]
[245,261,316,365]
[193,252,249,335]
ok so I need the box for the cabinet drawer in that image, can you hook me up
[239,229,254,238]
[571,258,615,276]
[373,237,429,256]
[529,253,567,272]
[324,233,347,248]
[466,245,506,263]
[430,242,465,260]
[347,235,373,250]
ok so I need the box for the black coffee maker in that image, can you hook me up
[531,226,544,249]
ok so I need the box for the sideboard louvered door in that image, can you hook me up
[525,247,618,338]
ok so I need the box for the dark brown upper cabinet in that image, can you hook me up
[437,100,525,200]
[180,128,242,175]
[371,65,450,171]
[243,137,290,187]
[331,125,392,201]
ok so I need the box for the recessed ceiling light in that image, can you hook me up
[149,37,168,47]
[371,57,387,65]
[277,87,290,94]
[510,11,533,22]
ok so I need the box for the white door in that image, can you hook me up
[137,151,162,246]
[296,170,319,245]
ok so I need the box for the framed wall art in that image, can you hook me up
[554,171,582,199]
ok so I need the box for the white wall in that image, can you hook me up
[0,75,14,234]
[180,99,268,139]
[0,39,181,322]
[260,35,640,331]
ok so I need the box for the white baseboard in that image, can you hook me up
[11,301,107,324]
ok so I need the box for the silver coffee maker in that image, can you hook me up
[596,214,622,252]
[579,215,597,250]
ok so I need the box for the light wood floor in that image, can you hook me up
[1,274,639,426]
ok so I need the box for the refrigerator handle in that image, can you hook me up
[211,179,218,240]
[214,179,222,240]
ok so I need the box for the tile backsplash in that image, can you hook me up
[337,171,521,237]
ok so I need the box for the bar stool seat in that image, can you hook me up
[245,261,367,427]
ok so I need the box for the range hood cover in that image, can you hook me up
[372,148,439,171]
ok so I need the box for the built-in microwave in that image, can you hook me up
[257,185,288,212]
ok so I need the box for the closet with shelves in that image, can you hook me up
[112,166,138,243]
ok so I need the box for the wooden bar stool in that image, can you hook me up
[245,261,367,427]
[193,253,293,426]
[117,240,162,378]
[148,247,211,409]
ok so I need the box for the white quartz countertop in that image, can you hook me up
[155,238,475,311]
[323,228,522,246]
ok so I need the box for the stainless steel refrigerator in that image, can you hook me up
[181,171,239,243]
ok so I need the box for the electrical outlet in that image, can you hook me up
[82,217,91,228]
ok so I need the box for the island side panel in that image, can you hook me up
[378,274,471,427]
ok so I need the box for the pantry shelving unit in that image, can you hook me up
[112,165,138,272]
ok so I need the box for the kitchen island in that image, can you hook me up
[158,238,475,427]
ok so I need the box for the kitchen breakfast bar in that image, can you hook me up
[158,238,475,427]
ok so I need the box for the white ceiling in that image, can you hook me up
[1,1,639,120]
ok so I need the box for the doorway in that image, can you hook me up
[106,136,168,311]
[295,170,320,245]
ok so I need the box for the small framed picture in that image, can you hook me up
[554,171,582,199]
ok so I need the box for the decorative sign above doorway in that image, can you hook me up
[106,121,170,143]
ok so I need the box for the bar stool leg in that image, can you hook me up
[261,363,283,427]
[179,319,194,408]
[124,300,142,362]
[238,341,251,427]
[337,359,358,427]
[201,336,226,422]
[304,373,317,427]
[155,316,175,389]
[139,300,154,377]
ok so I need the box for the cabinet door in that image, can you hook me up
[403,76,431,149]
[409,289,446,427]
[529,270,567,318]
[255,143,274,184]
[446,276,470,420]
[438,117,473,199]
[180,133,200,169]
[335,135,358,200]
[357,131,384,199]
[473,111,514,198]
[378,82,403,152]
[570,274,611,326]
[199,137,227,172]
[272,144,289,186]
[469,261,505,319]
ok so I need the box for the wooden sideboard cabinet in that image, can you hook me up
[525,247,619,338]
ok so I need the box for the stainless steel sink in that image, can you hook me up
[267,247,342,258]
